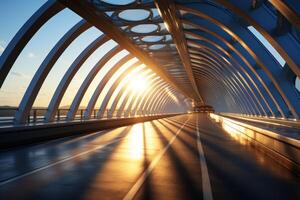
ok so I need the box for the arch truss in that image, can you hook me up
[0,0,299,125]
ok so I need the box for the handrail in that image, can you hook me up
[0,107,179,127]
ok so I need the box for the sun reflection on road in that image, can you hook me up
[222,119,249,145]
[129,123,144,160]
[210,113,296,179]
[211,113,249,145]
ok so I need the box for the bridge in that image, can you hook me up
[0,0,299,199]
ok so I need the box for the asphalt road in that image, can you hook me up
[0,113,299,200]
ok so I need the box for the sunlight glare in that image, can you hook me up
[129,123,144,160]
[130,74,147,92]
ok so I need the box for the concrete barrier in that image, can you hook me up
[210,113,300,175]
[0,114,181,149]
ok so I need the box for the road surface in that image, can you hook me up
[0,114,299,200]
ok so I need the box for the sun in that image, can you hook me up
[130,74,147,92]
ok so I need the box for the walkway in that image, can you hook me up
[0,114,299,200]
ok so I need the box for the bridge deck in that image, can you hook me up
[0,114,299,200]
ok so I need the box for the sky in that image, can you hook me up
[0,0,299,108]
[0,0,128,107]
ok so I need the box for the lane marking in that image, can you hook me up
[196,114,213,200]
[123,117,190,200]
[0,137,123,186]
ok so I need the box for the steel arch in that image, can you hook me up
[15,20,91,124]
[0,0,65,87]
[84,55,135,119]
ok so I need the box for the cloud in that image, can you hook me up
[11,71,23,77]
[0,40,6,54]
[0,90,15,94]
[27,52,36,58]
[0,44,4,54]
[11,71,29,79]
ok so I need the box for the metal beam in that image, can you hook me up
[45,35,109,122]
[183,21,274,115]
[135,80,166,116]
[15,20,91,124]
[154,0,203,103]
[0,0,64,88]
[84,54,134,119]
[131,78,162,116]
[108,68,149,118]
[213,0,300,77]
[97,62,143,118]
[57,0,194,100]
[116,73,156,117]
[179,5,299,118]
[67,45,123,120]
[269,0,300,32]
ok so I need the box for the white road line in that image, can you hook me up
[123,117,190,200]
[0,137,122,186]
[196,114,213,200]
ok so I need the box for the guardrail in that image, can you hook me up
[0,107,153,126]
[221,112,299,123]
[210,113,300,175]
[0,113,183,148]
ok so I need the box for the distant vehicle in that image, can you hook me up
[194,105,214,113]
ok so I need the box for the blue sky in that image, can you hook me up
[0,0,298,107]
[0,0,126,107]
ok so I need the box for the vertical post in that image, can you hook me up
[57,109,60,121]
[33,109,37,123]
[27,111,30,124]
[80,109,83,120]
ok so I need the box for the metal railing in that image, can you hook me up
[0,107,155,127]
